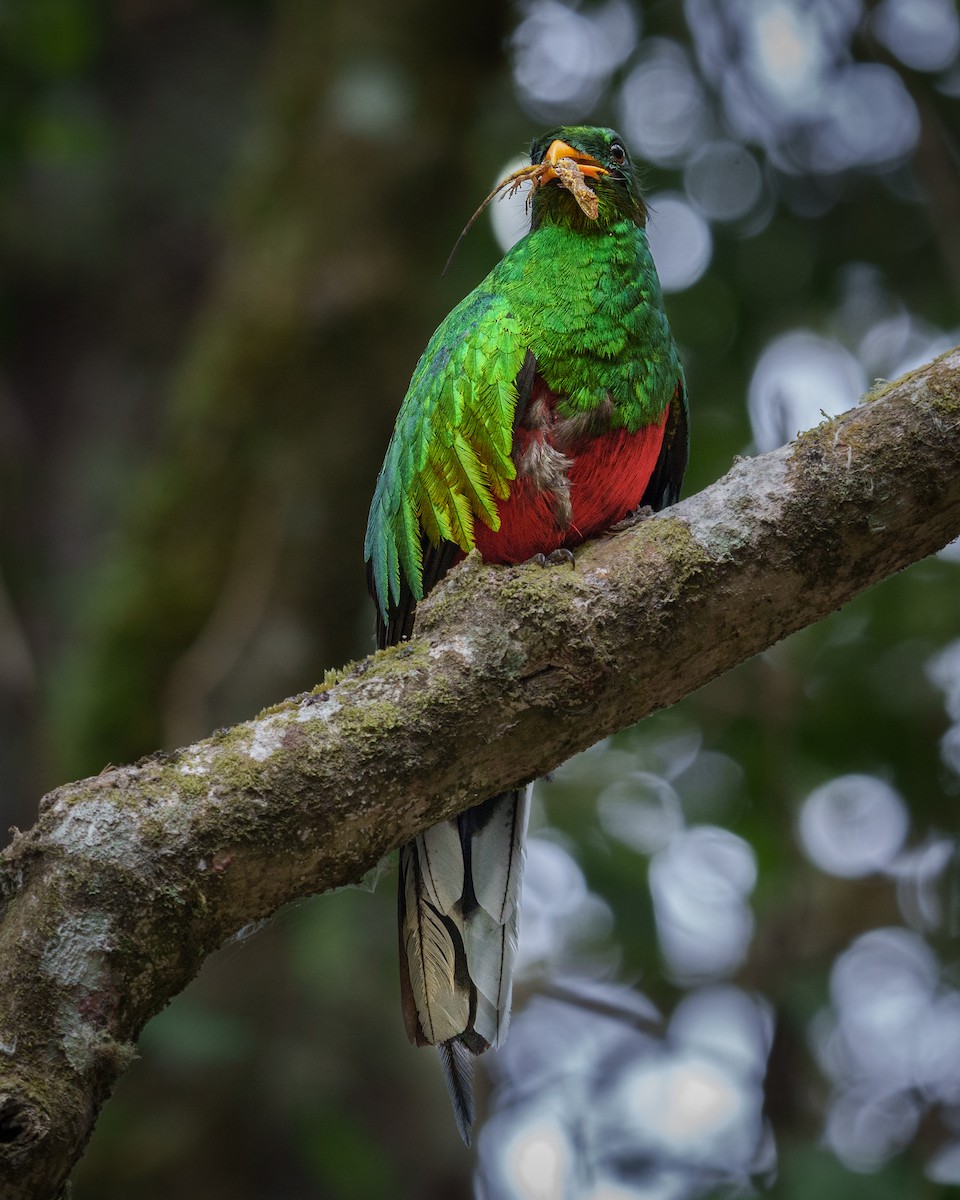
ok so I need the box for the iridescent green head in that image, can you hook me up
[528,125,646,231]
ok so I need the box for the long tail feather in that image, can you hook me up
[437,1039,475,1146]
[398,785,532,1139]
[398,839,469,1045]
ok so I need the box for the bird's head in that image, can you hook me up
[528,126,645,231]
[443,126,645,273]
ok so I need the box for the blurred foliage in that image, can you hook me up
[1,0,960,1197]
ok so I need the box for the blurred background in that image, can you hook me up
[2,0,960,1196]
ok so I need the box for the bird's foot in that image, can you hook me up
[608,505,654,534]
[527,547,576,569]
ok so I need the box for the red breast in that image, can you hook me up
[474,405,669,565]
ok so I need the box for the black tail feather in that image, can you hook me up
[437,1039,475,1146]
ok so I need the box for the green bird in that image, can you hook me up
[365,126,687,1142]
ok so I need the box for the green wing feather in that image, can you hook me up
[365,288,528,621]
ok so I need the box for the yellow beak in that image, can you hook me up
[540,139,609,181]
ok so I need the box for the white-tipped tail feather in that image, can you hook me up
[399,786,532,1140]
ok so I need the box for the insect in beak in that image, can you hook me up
[443,141,609,275]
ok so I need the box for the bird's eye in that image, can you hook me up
[609,142,626,164]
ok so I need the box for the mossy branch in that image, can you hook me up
[1,348,960,1198]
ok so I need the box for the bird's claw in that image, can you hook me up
[528,547,576,569]
[608,505,654,534]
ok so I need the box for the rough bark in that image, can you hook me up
[1,348,959,1198]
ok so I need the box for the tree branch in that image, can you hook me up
[2,348,959,1198]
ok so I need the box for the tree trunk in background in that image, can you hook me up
[48,0,515,782]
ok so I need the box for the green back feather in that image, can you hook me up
[364,289,527,615]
